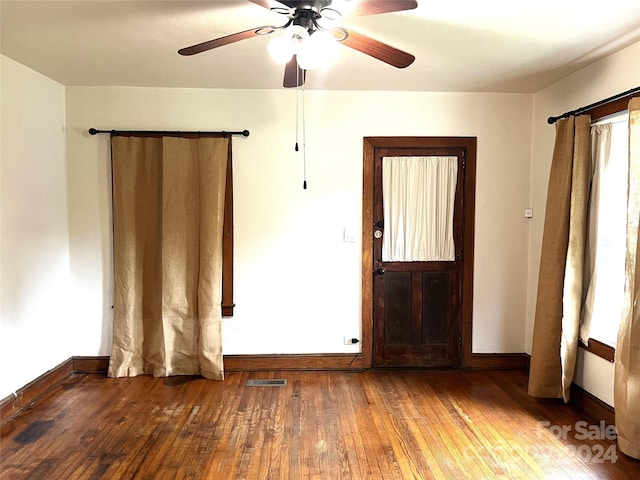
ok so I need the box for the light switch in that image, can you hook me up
[343,228,357,243]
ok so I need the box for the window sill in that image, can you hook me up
[222,304,235,318]
[578,338,615,363]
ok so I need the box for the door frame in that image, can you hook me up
[361,136,477,368]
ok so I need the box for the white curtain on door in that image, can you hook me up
[382,156,457,262]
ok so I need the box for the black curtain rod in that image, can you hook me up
[88,128,250,137]
[547,86,640,124]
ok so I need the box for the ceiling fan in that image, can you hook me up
[178,0,418,88]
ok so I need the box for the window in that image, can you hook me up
[580,112,632,350]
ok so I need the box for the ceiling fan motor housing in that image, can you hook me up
[280,0,333,12]
[292,9,320,32]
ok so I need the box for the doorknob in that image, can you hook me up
[377,267,385,275]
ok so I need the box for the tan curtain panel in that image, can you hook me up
[615,97,640,459]
[108,136,229,380]
[529,115,590,401]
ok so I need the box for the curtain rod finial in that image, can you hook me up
[242,130,250,137]
[88,128,98,135]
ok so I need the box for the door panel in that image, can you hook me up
[383,271,412,345]
[373,147,464,367]
[422,272,449,344]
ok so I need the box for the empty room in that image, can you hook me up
[1,1,640,478]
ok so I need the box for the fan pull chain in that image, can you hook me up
[295,65,300,153]
[301,78,307,190]
[293,62,307,189]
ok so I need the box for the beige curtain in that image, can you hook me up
[108,135,228,380]
[529,115,590,402]
[580,122,628,346]
[615,97,640,459]
[382,156,458,262]
[579,125,608,344]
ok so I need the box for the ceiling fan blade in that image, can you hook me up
[340,0,418,17]
[248,0,289,9]
[178,27,265,56]
[340,29,415,68]
[283,55,306,88]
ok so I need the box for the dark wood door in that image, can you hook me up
[372,147,466,367]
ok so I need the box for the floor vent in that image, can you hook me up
[246,379,287,387]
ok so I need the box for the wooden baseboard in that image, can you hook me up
[224,354,364,371]
[570,382,615,426]
[73,356,110,374]
[469,353,530,370]
[25,350,612,376]
[225,353,530,371]
[69,354,530,372]
[35,354,366,376]
[0,358,73,426]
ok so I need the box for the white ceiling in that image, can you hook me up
[2,0,640,93]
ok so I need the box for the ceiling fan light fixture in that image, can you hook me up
[269,24,311,63]
[268,34,295,63]
[289,25,310,52]
[297,30,340,70]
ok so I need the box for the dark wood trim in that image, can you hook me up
[469,353,530,370]
[362,136,476,368]
[75,354,365,373]
[589,94,639,123]
[0,358,73,425]
[461,139,477,368]
[59,354,535,373]
[222,140,234,317]
[224,354,364,371]
[73,356,110,374]
[361,139,375,368]
[570,382,615,427]
[579,338,615,363]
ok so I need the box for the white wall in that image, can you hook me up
[0,56,71,399]
[66,87,533,356]
[527,39,640,406]
[2,37,636,401]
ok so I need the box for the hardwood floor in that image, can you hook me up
[1,370,638,479]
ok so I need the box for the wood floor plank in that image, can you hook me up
[2,370,640,479]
